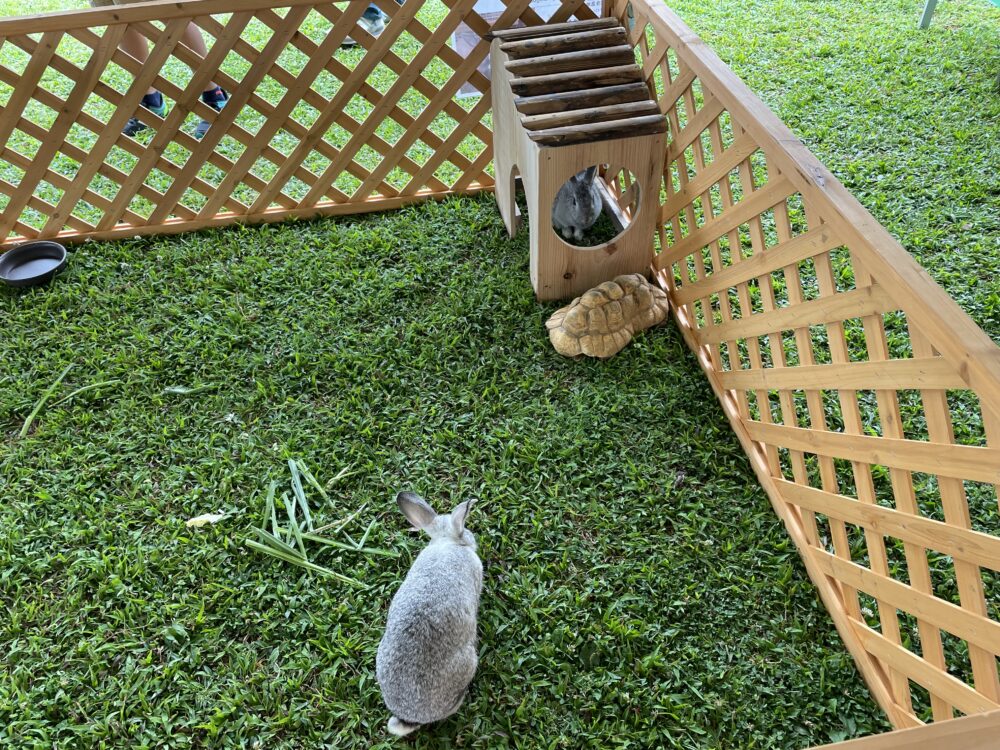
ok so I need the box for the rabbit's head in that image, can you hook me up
[397,492,477,550]
[552,166,603,241]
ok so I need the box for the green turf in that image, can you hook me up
[2,0,999,748]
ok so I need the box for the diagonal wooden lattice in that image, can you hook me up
[0,0,599,246]
[613,0,1000,734]
[3,0,999,744]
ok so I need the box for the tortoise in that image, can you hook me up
[545,274,669,359]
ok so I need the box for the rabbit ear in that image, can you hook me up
[450,498,476,536]
[397,492,437,529]
[582,166,598,183]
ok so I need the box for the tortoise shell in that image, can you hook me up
[545,274,669,359]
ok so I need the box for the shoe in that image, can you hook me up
[194,88,229,140]
[342,9,385,46]
[122,96,167,137]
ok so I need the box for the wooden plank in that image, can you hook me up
[509,64,643,96]
[718,357,967,393]
[664,96,726,160]
[486,16,619,41]
[658,131,760,227]
[696,285,895,346]
[514,81,650,114]
[527,113,667,146]
[0,185,490,250]
[500,26,627,58]
[654,176,794,269]
[520,100,660,130]
[746,420,1000,485]
[812,550,1000,659]
[774,479,1000,571]
[673,225,841,306]
[504,44,635,77]
[807,709,1000,750]
[855,627,1000,717]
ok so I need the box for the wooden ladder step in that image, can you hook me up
[504,45,636,77]
[499,26,628,59]
[527,113,668,146]
[509,64,643,97]
[513,82,651,115]
[519,100,662,130]
[487,17,619,42]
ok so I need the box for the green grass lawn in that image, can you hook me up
[2,0,998,748]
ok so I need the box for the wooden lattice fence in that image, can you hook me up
[617,0,1000,735]
[2,0,999,744]
[0,0,602,246]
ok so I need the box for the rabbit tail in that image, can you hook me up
[387,716,421,737]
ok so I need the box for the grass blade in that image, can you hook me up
[251,527,301,557]
[295,460,329,504]
[49,379,122,408]
[301,532,399,557]
[282,491,308,560]
[288,459,314,532]
[355,518,377,550]
[19,364,73,438]
[245,539,364,587]
[312,503,368,535]
[262,480,277,533]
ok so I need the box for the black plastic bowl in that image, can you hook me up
[0,240,68,288]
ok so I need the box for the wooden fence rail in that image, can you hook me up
[2,0,999,743]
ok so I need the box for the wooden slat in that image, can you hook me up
[500,26,627,58]
[654,176,794,269]
[813,550,1000,656]
[513,81,651,115]
[509,64,643,96]
[658,132,759,226]
[487,16,618,41]
[854,626,1000,717]
[520,100,661,130]
[527,113,667,146]
[696,285,896,345]
[807,709,1000,750]
[775,479,1000,571]
[718,357,967,393]
[664,96,726,160]
[504,44,635,76]
[747,420,1000,485]
[672,225,841,306]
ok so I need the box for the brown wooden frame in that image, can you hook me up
[2,0,999,745]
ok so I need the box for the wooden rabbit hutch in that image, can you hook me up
[1,0,998,745]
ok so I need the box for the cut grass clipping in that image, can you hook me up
[246,460,398,585]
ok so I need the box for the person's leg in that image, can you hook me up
[89,0,166,135]
[182,22,229,139]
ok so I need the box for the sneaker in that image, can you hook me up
[123,96,167,137]
[194,88,229,140]
[343,8,385,46]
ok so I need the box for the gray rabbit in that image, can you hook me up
[376,492,482,737]
[551,166,603,242]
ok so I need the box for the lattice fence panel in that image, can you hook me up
[0,0,599,247]
[614,0,1000,733]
